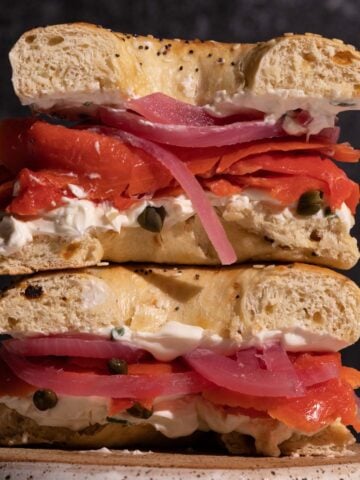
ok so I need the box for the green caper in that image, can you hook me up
[107,358,128,375]
[106,416,130,425]
[296,190,323,216]
[137,206,166,233]
[33,389,58,411]
[324,206,334,217]
[126,402,153,419]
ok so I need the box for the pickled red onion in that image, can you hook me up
[3,336,146,362]
[94,127,237,265]
[0,349,211,398]
[100,107,285,148]
[185,349,304,397]
[126,93,215,126]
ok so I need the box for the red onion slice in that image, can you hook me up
[3,337,146,362]
[185,349,304,397]
[100,108,285,148]
[0,349,212,398]
[95,126,237,265]
[236,348,260,371]
[312,127,340,144]
[257,343,296,372]
[126,93,215,126]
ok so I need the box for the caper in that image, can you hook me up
[106,416,130,425]
[324,206,334,217]
[137,206,166,233]
[330,100,356,107]
[296,190,323,216]
[107,358,128,375]
[126,402,153,419]
[33,389,58,411]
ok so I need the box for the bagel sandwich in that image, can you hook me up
[0,24,358,273]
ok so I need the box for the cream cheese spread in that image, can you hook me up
[207,89,360,135]
[0,191,353,256]
[0,393,297,455]
[97,321,348,361]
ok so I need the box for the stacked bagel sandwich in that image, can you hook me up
[0,23,359,456]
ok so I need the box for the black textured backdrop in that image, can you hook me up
[0,0,359,369]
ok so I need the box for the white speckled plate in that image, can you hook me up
[0,446,359,480]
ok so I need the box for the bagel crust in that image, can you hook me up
[0,204,357,274]
[0,263,358,348]
[10,24,360,112]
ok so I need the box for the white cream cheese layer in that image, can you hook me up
[0,393,296,456]
[0,191,353,256]
[96,321,348,361]
[207,89,360,135]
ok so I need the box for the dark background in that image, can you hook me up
[0,0,359,368]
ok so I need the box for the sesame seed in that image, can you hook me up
[231,61,235,66]
[207,53,212,57]
[138,45,143,49]
[217,57,224,63]
[195,68,199,72]
[115,53,120,57]
[188,49,194,54]
[144,45,149,50]
[157,51,161,56]
[184,40,190,44]
[179,66,183,71]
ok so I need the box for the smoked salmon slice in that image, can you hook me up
[0,119,358,216]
